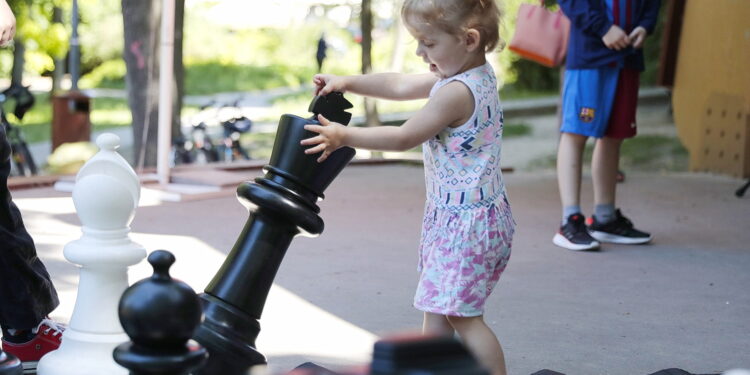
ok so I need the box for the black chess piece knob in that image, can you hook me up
[261,91,356,211]
[113,250,208,375]
[308,91,353,125]
[0,350,22,375]
[370,334,489,375]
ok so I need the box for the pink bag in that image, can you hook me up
[508,1,571,67]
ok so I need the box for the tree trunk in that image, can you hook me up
[121,0,184,169]
[11,39,24,87]
[361,0,381,129]
[51,6,64,93]
[173,0,185,141]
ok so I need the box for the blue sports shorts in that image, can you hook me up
[560,68,620,138]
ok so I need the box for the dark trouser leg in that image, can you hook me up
[0,125,58,332]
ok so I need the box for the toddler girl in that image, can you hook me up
[301,1,513,374]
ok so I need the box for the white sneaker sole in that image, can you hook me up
[553,233,600,251]
[590,230,652,244]
[23,361,37,374]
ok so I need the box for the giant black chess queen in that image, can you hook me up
[193,93,356,375]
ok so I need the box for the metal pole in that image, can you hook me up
[157,0,175,185]
[69,0,79,90]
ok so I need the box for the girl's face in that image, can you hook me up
[406,18,481,78]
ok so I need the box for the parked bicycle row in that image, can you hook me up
[3,87,262,176]
[171,98,254,167]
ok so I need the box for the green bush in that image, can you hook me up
[507,59,561,92]
[185,63,316,95]
[80,59,127,89]
[640,5,667,86]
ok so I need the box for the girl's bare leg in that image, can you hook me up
[446,315,507,375]
[422,312,454,336]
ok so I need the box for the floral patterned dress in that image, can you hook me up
[413,62,515,317]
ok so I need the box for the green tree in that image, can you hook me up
[6,0,68,86]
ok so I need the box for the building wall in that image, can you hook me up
[672,0,750,177]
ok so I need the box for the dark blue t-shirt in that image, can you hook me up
[559,0,661,70]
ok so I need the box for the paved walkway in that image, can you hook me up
[11,162,750,375]
[11,84,749,374]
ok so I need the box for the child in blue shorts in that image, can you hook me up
[553,0,661,251]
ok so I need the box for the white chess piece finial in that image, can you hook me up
[38,134,146,375]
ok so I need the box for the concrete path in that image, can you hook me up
[12,83,748,374]
[11,163,750,375]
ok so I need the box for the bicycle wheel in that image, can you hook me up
[170,143,193,167]
[234,144,251,160]
[19,142,37,175]
[11,154,27,176]
[10,141,36,177]
[194,147,219,164]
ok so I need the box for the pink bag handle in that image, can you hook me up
[553,10,564,28]
[525,1,566,30]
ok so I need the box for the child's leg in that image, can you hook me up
[588,134,651,243]
[557,132,589,215]
[446,315,506,375]
[592,136,623,209]
[422,312,453,336]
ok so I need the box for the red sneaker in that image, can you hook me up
[1,319,65,374]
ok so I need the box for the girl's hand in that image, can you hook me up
[313,74,348,96]
[628,26,647,49]
[300,114,347,163]
[602,25,630,51]
[0,0,16,46]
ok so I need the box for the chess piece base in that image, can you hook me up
[0,351,22,375]
[37,329,129,375]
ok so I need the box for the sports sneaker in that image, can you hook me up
[1,318,65,374]
[588,209,652,244]
[553,213,601,251]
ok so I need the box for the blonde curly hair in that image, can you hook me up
[401,0,505,52]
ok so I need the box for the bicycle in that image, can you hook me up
[1,84,37,177]
[171,99,252,166]
[218,99,253,162]
[170,101,221,167]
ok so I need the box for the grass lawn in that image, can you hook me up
[13,91,686,176]
[15,88,541,145]
[7,94,134,144]
[528,134,690,172]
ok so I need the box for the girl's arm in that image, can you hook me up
[302,81,474,162]
[0,0,16,46]
[315,72,438,101]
